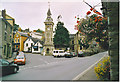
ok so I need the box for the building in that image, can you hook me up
[14,31,29,51]
[32,39,43,54]
[0,9,14,59]
[43,8,54,56]
[74,32,86,53]
[24,37,43,53]
[24,37,34,53]
[69,34,75,52]
[30,31,43,40]
[69,31,86,53]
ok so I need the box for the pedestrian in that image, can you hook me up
[43,52,45,56]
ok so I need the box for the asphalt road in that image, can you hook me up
[1,51,107,80]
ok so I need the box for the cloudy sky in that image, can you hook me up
[1,0,102,34]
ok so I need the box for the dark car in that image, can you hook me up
[0,59,19,76]
[65,52,73,58]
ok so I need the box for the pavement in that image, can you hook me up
[77,51,108,80]
[6,52,17,63]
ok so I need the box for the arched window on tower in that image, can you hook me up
[46,48,49,54]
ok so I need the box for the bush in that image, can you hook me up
[94,56,110,80]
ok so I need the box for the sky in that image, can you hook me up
[1,0,102,34]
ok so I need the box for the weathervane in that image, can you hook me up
[48,1,50,8]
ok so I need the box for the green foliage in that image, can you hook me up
[13,24,19,31]
[53,22,70,48]
[76,14,108,50]
[36,29,44,33]
[94,56,110,80]
[78,39,89,49]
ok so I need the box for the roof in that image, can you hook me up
[24,36,43,45]
[32,37,44,45]
[18,31,29,37]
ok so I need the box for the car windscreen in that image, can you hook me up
[18,52,24,55]
[16,56,24,59]
[59,51,64,53]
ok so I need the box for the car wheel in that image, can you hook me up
[14,67,17,73]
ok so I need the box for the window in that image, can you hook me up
[4,32,7,41]
[5,23,7,30]
[10,27,12,33]
[31,43,33,46]
[10,35,11,41]
[18,38,19,43]
[26,43,28,47]
[15,39,16,43]
[59,51,64,53]
[56,51,58,53]
[72,40,74,44]
[16,34,18,37]
[4,45,6,55]
[34,46,38,51]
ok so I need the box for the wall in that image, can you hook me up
[24,38,34,52]
[32,42,42,53]
[20,36,28,51]
[2,19,13,58]
[0,19,2,58]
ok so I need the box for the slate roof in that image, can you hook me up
[18,31,29,37]
[24,36,44,45]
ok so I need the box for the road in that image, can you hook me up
[1,51,107,80]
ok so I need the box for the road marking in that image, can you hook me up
[72,52,108,80]
[19,57,77,71]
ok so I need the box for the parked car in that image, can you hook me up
[71,52,77,57]
[78,51,84,57]
[53,50,65,57]
[14,55,26,65]
[17,51,26,56]
[65,52,73,58]
[0,59,19,76]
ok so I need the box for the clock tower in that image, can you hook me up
[43,8,54,56]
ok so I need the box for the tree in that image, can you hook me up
[53,22,70,49]
[36,29,44,33]
[13,24,19,32]
[75,14,108,50]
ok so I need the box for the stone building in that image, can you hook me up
[43,8,54,56]
[0,9,14,59]
[69,31,86,53]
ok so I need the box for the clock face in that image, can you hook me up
[47,27,50,30]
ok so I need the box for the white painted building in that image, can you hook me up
[24,37,43,53]
[24,37,34,53]
[32,41,43,54]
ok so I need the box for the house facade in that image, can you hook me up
[14,31,29,51]
[32,40,43,54]
[24,37,34,53]
[0,9,14,59]
[24,37,43,53]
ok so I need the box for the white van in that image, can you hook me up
[53,50,65,57]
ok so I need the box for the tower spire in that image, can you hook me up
[47,1,52,16]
